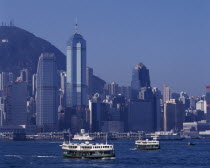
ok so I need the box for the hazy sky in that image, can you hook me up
[1,0,210,96]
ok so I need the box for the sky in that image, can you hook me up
[1,0,210,96]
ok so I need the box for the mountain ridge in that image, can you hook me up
[0,25,66,77]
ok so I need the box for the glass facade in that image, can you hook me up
[66,33,87,107]
[36,53,58,131]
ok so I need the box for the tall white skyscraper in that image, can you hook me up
[66,26,87,107]
[36,53,58,132]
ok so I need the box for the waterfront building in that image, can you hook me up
[152,87,162,131]
[36,53,58,132]
[88,93,107,132]
[112,94,128,131]
[27,97,36,126]
[128,86,161,132]
[164,99,185,132]
[128,99,154,132]
[5,82,28,126]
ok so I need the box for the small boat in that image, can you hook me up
[147,131,183,140]
[135,137,160,150]
[187,142,196,146]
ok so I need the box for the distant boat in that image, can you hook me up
[147,131,183,140]
[187,142,196,146]
[135,137,160,150]
[72,129,95,141]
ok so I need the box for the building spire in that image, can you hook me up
[75,17,78,33]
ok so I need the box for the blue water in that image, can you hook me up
[0,139,210,168]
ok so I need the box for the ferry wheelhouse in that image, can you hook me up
[61,141,115,159]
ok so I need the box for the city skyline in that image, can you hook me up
[1,0,210,96]
[1,1,210,167]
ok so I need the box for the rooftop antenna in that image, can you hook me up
[75,17,79,33]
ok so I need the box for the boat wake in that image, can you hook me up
[102,157,115,160]
[129,148,137,150]
[4,155,23,159]
[36,155,57,158]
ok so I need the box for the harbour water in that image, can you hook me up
[0,139,210,168]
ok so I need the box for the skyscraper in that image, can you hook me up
[0,72,14,98]
[66,26,87,107]
[36,53,58,132]
[32,74,36,96]
[88,93,105,132]
[86,67,93,96]
[5,82,28,126]
[131,63,150,99]
[163,84,171,103]
[128,99,154,132]
[164,99,185,132]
